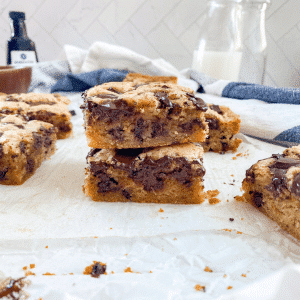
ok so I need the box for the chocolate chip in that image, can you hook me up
[167,103,181,117]
[14,125,25,129]
[151,121,167,138]
[87,148,102,160]
[26,159,35,173]
[210,105,223,115]
[206,118,219,130]
[0,168,8,180]
[69,110,76,116]
[291,173,300,197]
[96,93,119,99]
[0,144,3,159]
[229,218,234,221]
[58,123,72,133]
[154,92,173,109]
[91,262,106,278]
[222,142,229,152]
[5,96,19,102]
[133,118,147,143]
[245,168,255,183]
[108,127,124,141]
[107,87,121,94]
[25,101,56,106]
[180,119,205,132]
[253,191,263,207]
[19,142,26,153]
[186,93,208,111]
[122,189,131,200]
[33,133,43,151]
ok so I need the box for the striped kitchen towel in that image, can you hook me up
[29,41,300,146]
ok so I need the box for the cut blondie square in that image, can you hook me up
[123,73,178,85]
[242,145,300,240]
[203,104,242,153]
[0,114,57,185]
[83,143,206,204]
[81,82,208,149]
[0,93,72,139]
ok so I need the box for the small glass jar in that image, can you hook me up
[192,0,270,84]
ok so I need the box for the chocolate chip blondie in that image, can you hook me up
[203,104,242,153]
[0,113,57,185]
[83,143,206,204]
[123,73,178,85]
[81,82,208,149]
[242,145,300,240]
[0,93,72,139]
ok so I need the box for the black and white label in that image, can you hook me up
[11,50,37,65]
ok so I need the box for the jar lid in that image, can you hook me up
[9,11,26,20]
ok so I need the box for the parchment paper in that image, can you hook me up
[1,93,300,300]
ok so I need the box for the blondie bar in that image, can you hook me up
[242,145,300,240]
[0,113,57,185]
[203,104,242,153]
[83,143,206,204]
[81,82,208,149]
[0,93,72,139]
[123,73,177,85]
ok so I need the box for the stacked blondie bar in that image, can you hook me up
[0,92,72,185]
[81,81,209,204]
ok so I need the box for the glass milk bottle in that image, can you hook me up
[192,0,270,84]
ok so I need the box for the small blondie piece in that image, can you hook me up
[0,114,57,185]
[242,145,300,240]
[81,82,208,149]
[123,73,178,85]
[0,93,72,139]
[203,104,242,153]
[83,143,206,204]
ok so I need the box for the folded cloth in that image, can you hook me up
[28,41,300,146]
[188,69,300,105]
[50,69,128,93]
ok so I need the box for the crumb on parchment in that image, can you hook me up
[195,284,205,292]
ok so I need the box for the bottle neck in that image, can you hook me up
[10,19,28,38]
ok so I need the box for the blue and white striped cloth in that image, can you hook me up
[29,42,300,147]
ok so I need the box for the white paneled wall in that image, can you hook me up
[0,0,299,87]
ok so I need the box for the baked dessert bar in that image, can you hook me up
[83,143,206,204]
[0,114,57,185]
[242,145,300,240]
[203,104,242,153]
[0,93,72,139]
[81,82,208,149]
[123,73,178,85]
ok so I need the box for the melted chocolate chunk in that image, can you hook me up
[19,142,26,154]
[0,144,3,159]
[133,118,148,143]
[58,123,72,133]
[113,148,144,164]
[5,96,19,102]
[0,109,13,114]
[222,142,229,152]
[154,92,173,109]
[180,119,205,132]
[206,118,219,130]
[266,155,300,197]
[96,93,119,99]
[122,189,131,200]
[210,105,223,115]
[87,148,102,160]
[33,133,43,151]
[107,87,121,94]
[108,127,124,141]
[27,111,55,122]
[291,173,300,197]
[151,122,167,138]
[167,103,182,117]
[26,159,35,173]
[91,262,106,278]
[0,168,8,180]
[86,100,134,124]
[186,93,208,111]
[161,85,170,89]
[14,124,24,129]
[253,191,263,207]
[24,101,56,106]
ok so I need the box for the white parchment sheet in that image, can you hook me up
[1,93,300,299]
